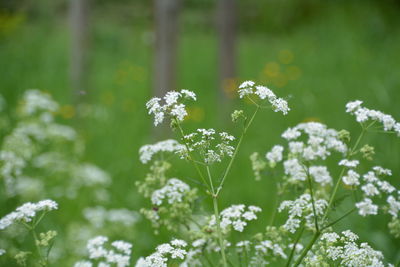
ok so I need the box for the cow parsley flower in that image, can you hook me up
[0,199,58,230]
[181,129,235,164]
[266,145,284,167]
[151,178,191,206]
[342,170,360,186]
[309,165,332,186]
[209,204,261,232]
[237,80,290,115]
[312,230,388,266]
[77,236,132,267]
[138,239,188,266]
[139,139,185,164]
[356,198,378,216]
[146,89,197,126]
[346,100,400,135]
[339,159,359,168]
[278,194,327,233]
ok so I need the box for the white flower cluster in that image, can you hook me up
[75,236,132,267]
[317,230,388,267]
[73,163,111,187]
[20,89,59,118]
[278,194,327,233]
[282,122,347,161]
[146,90,196,126]
[238,80,290,115]
[342,166,396,217]
[250,240,287,266]
[151,178,191,206]
[83,207,140,228]
[136,239,187,267]
[182,129,235,164]
[0,199,58,230]
[139,139,185,164]
[346,100,400,135]
[309,166,333,186]
[209,204,262,232]
[266,145,284,167]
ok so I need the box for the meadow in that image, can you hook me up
[1,1,400,265]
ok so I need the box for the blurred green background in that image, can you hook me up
[1,0,400,265]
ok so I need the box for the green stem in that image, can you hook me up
[322,208,356,231]
[292,232,320,267]
[305,166,319,232]
[322,129,365,223]
[216,106,259,196]
[285,224,305,267]
[175,120,210,189]
[31,229,46,267]
[213,197,228,267]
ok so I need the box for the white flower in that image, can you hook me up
[387,196,400,218]
[356,198,378,216]
[338,159,359,168]
[0,249,5,256]
[238,80,255,98]
[0,199,58,230]
[81,236,132,267]
[210,204,261,232]
[255,85,275,100]
[151,178,191,206]
[361,183,379,197]
[266,145,284,166]
[146,89,196,126]
[309,166,332,185]
[139,139,184,164]
[346,100,399,135]
[343,170,360,186]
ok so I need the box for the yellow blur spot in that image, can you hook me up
[264,62,280,78]
[115,61,147,85]
[187,106,205,122]
[303,117,322,123]
[286,66,302,81]
[101,91,115,106]
[222,78,238,99]
[60,105,76,119]
[272,73,288,88]
[278,49,294,64]
[122,99,135,112]
[0,12,25,36]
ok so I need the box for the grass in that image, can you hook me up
[1,1,400,264]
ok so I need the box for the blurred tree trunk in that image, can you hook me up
[70,0,90,103]
[217,0,236,102]
[153,0,181,97]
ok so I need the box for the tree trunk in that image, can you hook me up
[69,0,90,103]
[217,0,236,101]
[153,0,181,97]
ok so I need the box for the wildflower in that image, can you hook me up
[139,139,184,164]
[238,80,290,115]
[356,198,378,216]
[309,165,332,185]
[79,236,132,267]
[151,178,191,206]
[250,152,267,180]
[346,100,400,134]
[0,199,58,230]
[342,170,360,186]
[209,204,262,232]
[338,159,359,168]
[278,194,327,233]
[146,89,197,126]
[266,145,284,167]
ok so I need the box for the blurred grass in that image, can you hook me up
[1,0,400,264]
